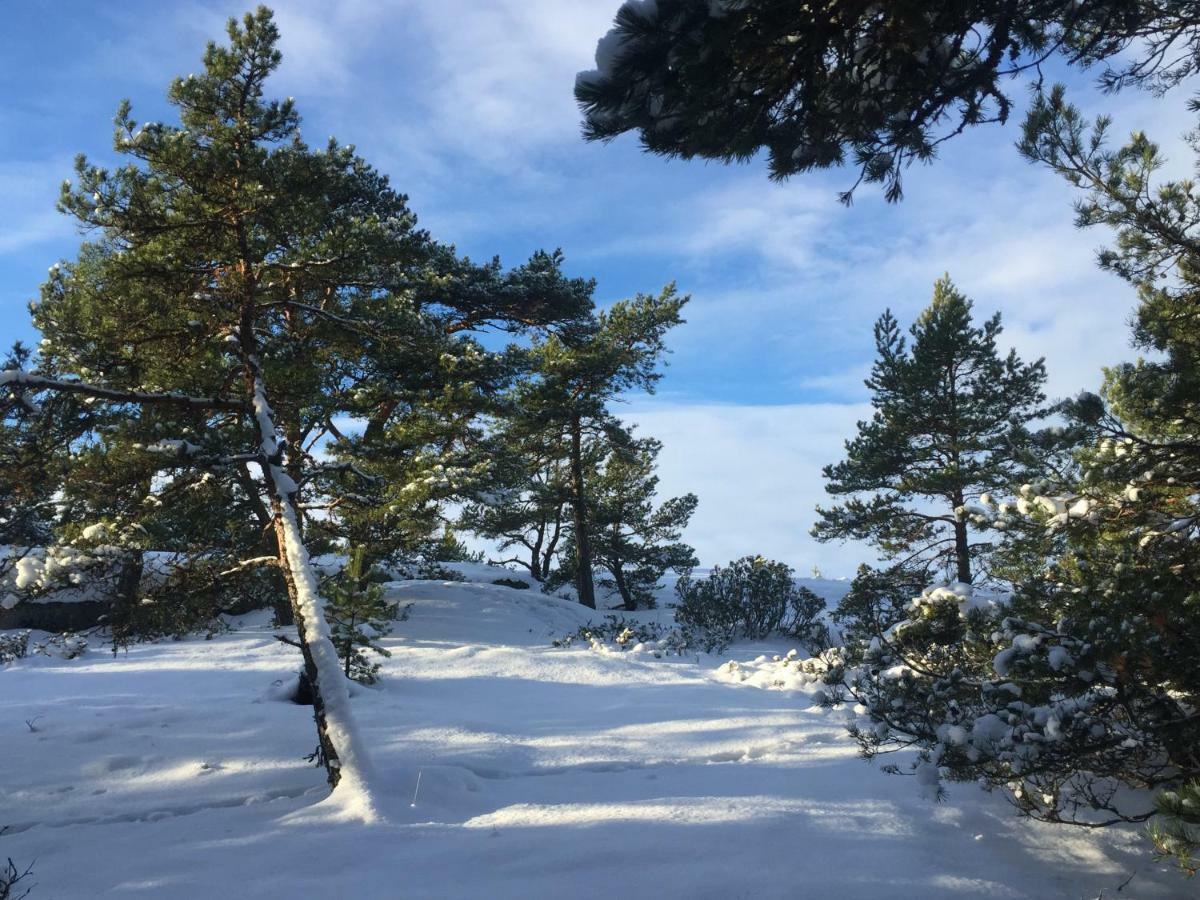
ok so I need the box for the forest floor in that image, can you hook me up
[0,565,1186,898]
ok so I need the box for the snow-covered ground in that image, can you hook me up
[0,567,1185,898]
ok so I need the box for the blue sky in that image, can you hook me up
[0,2,1189,575]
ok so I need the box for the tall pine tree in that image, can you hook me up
[0,7,588,810]
[587,436,697,610]
[508,288,687,608]
[814,277,1046,591]
[838,91,1200,871]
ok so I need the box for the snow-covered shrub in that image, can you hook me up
[553,617,691,657]
[1,629,89,664]
[832,564,928,644]
[717,647,847,696]
[389,559,466,582]
[32,631,88,660]
[0,631,30,664]
[675,556,826,651]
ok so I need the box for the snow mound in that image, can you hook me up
[0,567,1183,898]
[715,649,839,698]
[386,576,599,648]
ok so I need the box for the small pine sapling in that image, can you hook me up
[324,547,393,684]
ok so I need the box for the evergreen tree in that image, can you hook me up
[587,436,697,610]
[508,288,688,607]
[1149,781,1200,876]
[577,1,1200,200]
[459,441,573,583]
[323,546,392,685]
[840,94,1200,858]
[813,277,1047,593]
[0,7,587,803]
[0,343,63,555]
[332,252,593,569]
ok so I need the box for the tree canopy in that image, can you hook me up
[576,0,1200,200]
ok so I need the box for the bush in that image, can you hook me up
[552,616,692,657]
[34,631,88,659]
[1,630,89,664]
[107,560,231,650]
[675,556,827,651]
[0,632,29,664]
[0,853,34,900]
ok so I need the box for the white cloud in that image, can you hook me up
[626,401,874,576]
[0,158,76,255]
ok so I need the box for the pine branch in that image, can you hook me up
[0,370,247,413]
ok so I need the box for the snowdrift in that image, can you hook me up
[0,566,1184,898]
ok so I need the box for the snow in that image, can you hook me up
[275,498,381,823]
[249,370,380,821]
[0,570,1185,898]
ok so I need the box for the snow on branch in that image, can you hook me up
[0,370,247,412]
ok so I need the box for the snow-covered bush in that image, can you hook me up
[718,647,846,696]
[1,629,89,664]
[33,631,88,660]
[388,559,466,583]
[831,564,928,644]
[0,631,29,664]
[552,617,691,657]
[675,556,826,651]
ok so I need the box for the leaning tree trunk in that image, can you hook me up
[567,415,596,609]
[246,357,380,820]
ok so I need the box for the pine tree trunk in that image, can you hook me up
[111,550,145,644]
[567,415,596,609]
[953,517,971,584]
[611,563,635,611]
[244,349,379,818]
[270,504,342,780]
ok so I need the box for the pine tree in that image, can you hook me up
[0,7,588,806]
[0,344,62,554]
[333,251,593,569]
[324,546,392,685]
[1149,781,1200,876]
[506,287,688,608]
[577,1,1200,200]
[814,277,1047,593]
[588,436,697,610]
[459,441,573,583]
[839,93,1200,856]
